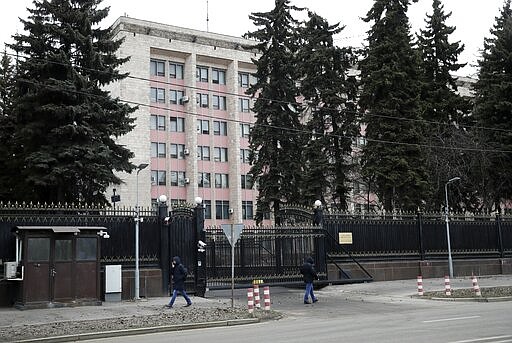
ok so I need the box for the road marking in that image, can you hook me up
[422,315,480,323]
[448,336,512,343]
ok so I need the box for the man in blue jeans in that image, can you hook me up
[165,256,192,308]
[300,256,318,304]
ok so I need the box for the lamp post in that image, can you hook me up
[134,163,149,300]
[444,176,460,279]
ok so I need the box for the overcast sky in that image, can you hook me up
[0,0,507,77]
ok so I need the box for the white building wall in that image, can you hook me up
[107,17,258,223]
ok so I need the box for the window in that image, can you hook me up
[196,93,209,108]
[150,87,166,103]
[171,199,187,207]
[212,68,226,84]
[170,116,185,132]
[197,146,210,161]
[214,147,228,162]
[197,119,210,135]
[215,200,230,219]
[212,95,227,110]
[241,174,253,189]
[240,149,250,163]
[198,172,211,188]
[242,201,254,220]
[214,121,227,136]
[204,200,212,219]
[151,142,166,158]
[55,239,72,261]
[240,123,251,138]
[215,173,229,188]
[170,144,186,159]
[170,171,187,187]
[77,238,97,261]
[158,171,166,185]
[151,170,166,185]
[250,74,258,86]
[27,238,50,261]
[170,62,184,79]
[238,72,249,88]
[150,59,165,76]
[239,98,250,112]
[196,66,209,82]
[170,90,185,104]
[150,115,166,131]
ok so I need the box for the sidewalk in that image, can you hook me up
[1,275,511,342]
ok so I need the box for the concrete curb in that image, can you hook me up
[11,318,260,343]
[428,296,512,302]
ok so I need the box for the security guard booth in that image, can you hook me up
[12,226,105,309]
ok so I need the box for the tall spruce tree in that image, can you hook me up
[296,11,359,209]
[359,0,429,212]
[245,0,305,223]
[9,0,135,204]
[417,0,472,211]
[0,51,17,201]
[473,0,512,211]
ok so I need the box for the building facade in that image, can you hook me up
[107,16,261,225]
[106,17,479,223]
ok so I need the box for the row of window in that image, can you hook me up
[151,142,251,164]
[151,170,252,189]
[151,60,185,79]
[150,115,252,138]
[151,198,266,220]
[150,59,256,88]
[150,88,186,104]
[150,87,250,112]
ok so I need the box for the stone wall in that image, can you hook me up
[329,258,512,281]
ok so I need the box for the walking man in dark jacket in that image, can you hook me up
[300,256,318,304]
[165,256,192,308]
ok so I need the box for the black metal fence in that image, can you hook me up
[2,202,512,292]
[323,211,512,260]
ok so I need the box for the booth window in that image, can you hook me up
[77,237,97,261]
[27,238,50,261]
[55,240,72,261]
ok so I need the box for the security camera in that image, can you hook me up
[164,217,170,222]
[103,234,110,239]
[198,240,207,248]
[228,208,234,214]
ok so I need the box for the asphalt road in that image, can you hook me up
[86,284,512,343]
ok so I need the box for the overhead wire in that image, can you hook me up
[3,50,512,154]
[3,50,509,135]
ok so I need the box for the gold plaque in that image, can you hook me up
[338,232,353,244]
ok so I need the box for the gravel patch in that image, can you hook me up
[421,286,512,299]
[0,306,281,342]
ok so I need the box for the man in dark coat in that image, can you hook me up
[300,256,318,304]
[165,256,192,308]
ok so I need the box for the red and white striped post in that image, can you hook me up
[247,288,254,314]
[253,283,261,309]
[263,286,271,311]
[417,275,424,296]
[444,275,452,296]
[472,274,481,297]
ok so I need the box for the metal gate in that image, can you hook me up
[205,225,327,289]
[165,206,198,295]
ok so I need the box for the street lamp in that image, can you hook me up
[135,162,149,300]
[444,176,460,279]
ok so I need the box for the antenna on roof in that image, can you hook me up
[206,0,209,32]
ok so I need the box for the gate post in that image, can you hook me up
[194,198,206,297]
[159,200,170,295]
[313,201,326,278]
[417,211,425,261]
[496,213,504,258]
